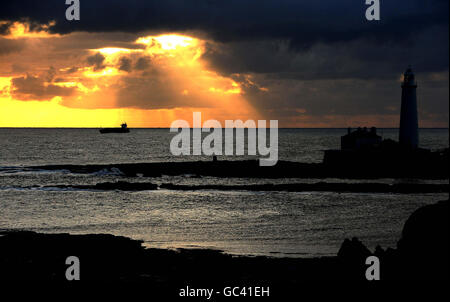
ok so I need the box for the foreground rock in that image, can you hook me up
[338,199,449,280]
[0,231,342,282]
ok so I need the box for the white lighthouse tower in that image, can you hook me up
[399,66,419,148]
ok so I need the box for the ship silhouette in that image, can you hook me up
[99,123,130,134]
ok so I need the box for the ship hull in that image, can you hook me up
[99,128,130,134]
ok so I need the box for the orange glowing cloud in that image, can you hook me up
[0,26,260,127]
[0,21,58,39]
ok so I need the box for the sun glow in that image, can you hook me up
[93,47,134,55]
[136,34,204,65]
[82,67,122,78]
[134,34,255,116]
[0,78,121,127]
[136,34,196,50]
[1,31,260,127]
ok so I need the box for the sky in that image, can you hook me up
[0,0,448,128]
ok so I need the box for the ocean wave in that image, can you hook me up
[0,166,72,175]
[92,167,125,176]
[1,181,447,193]
[0,166,30,174]
[0,185,80,192]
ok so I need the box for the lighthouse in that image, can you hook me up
[399,66,419,148]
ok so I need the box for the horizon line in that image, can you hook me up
[0,127,448,130]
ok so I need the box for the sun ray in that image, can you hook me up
[1,32,261,127]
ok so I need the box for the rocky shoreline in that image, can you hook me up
[0,200,448,281]
[30,158,449,179]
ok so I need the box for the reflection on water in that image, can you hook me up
[0,128,447,257]
[0,187,446,257]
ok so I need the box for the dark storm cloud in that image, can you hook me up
[118,56,132,72]
[238,71,449,126]
[205,25,449,80]
[11,74,76,100]
[3,0,447,78]
[1,0,448,45]
[1,0,448,125]
[0,21,13,35]
[134,56,151,70]
[86,52,105,71]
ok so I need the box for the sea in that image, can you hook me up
[0,128,448,257]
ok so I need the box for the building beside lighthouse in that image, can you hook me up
[399,66,419,148]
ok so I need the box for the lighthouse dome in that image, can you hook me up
[402,66,416,87]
